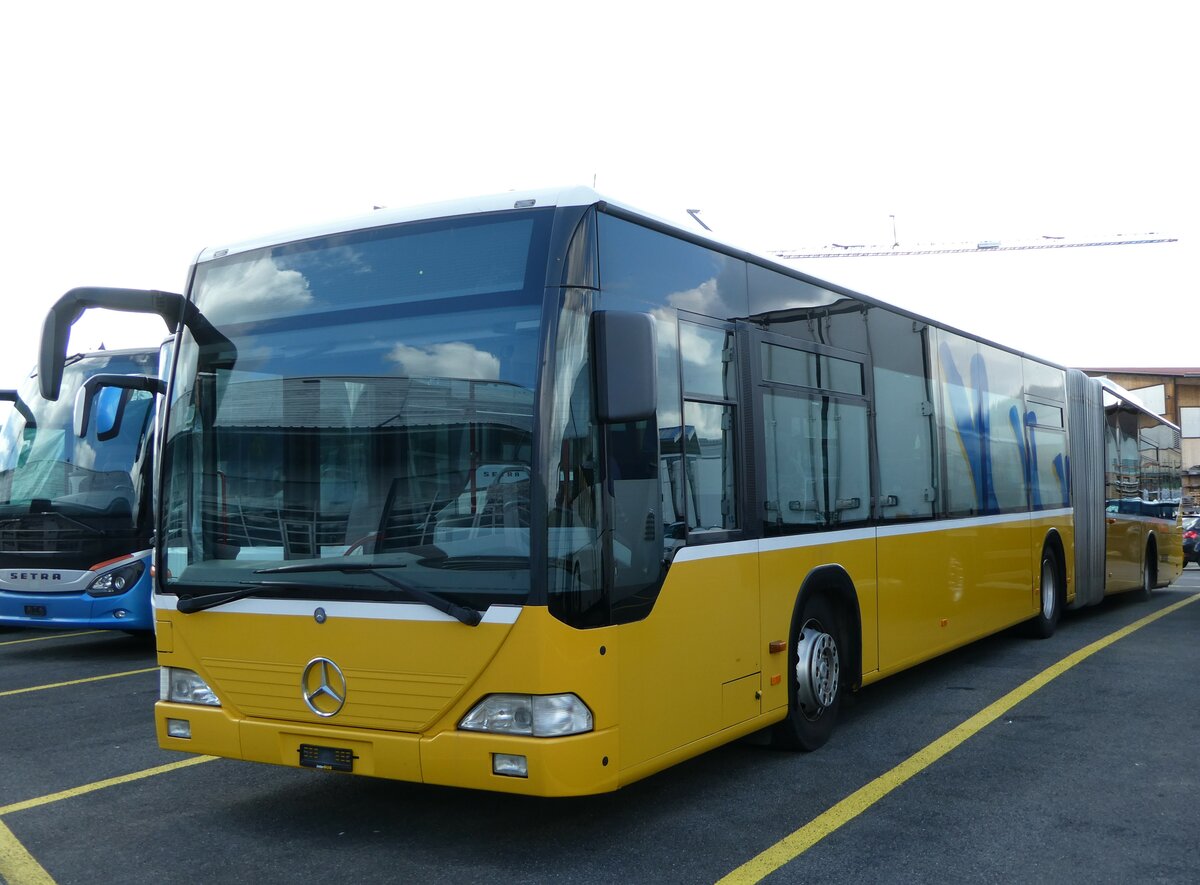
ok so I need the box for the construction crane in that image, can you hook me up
[772,232,1177,260]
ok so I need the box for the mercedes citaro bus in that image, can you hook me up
[37,188,1181,795]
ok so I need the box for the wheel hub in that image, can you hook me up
[795,621,839,711]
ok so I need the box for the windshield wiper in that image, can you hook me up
[257,562,483,626]
[177,562,482,625]
[175,582,293,615]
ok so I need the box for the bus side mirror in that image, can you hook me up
[593,311,657,424]
[75,385,125,439]
[0,390,36,429]
[73,374,167,438]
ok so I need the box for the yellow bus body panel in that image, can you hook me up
[1104,514,1183,595]
[155,512,1089,796]
[874,513,1069,678]
[616,549,762,774]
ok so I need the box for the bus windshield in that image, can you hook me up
[0,350,158,528]
[160,209,553,609]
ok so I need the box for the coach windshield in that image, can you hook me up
[159,209,553,612]
[0,350,158,567]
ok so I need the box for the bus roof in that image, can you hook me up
[192,187,1079,374]
[195,187,616,264]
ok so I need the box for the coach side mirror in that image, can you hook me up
[73,374,167,439]
[593,310,657,424]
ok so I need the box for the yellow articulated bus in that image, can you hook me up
[38,188,1181,796]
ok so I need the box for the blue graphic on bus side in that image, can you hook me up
[940,343,1067,513]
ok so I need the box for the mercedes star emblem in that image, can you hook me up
[301,657,347,717]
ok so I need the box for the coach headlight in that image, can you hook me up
[459,693,593,737]
[160,667,221,706]
[86,559,146,596]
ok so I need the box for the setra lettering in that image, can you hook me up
[9,572,63,581]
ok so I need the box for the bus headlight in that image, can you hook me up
[160,667,221,706]
[459,693,593,737]
[86,560,146,597]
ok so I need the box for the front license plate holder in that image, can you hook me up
[298,743,355,772]
[24,605,47,617]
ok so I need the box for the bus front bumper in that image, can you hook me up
[0,586,153,631]
[155,701,621,796]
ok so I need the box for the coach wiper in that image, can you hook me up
[176,562,482,625]
[258,562,483,626]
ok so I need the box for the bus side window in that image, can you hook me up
[761,391,870,530]
[679,321,739,533]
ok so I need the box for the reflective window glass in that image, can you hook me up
[874,364,935,519]
[681,322,735,399]
[1027,403,1064,428]
[762,392,869,530]
[682,401,736,530]
[761,343,863,395]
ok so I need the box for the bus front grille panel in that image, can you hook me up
[203,658,469,732]
[0,516,88,554]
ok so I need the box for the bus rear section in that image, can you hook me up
[0,348,160,631]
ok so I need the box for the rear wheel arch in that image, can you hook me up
[793,565,863,691]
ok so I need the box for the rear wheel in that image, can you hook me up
[771,593,844,751]
[1137,544,1156,600]
[1025,548,1062,638]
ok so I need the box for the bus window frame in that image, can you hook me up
[669,311,748,546]
[747,325,877,530]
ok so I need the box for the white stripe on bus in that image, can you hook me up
[153,596,523,624]
[675,508,1076,562]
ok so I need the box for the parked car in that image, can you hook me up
[1184,517,1200,566]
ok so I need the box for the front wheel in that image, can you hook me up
[771,593,844,751]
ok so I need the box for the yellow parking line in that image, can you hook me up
[0,631,106,647]
[0,668,157,698]
[0,756,217,885]
[0,818,55,885]
[717,592,1200,884]
[0,755,217,817]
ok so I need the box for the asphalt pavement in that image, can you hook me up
[2,572,1198,884]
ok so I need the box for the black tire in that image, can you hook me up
[1024,547,1062,639]
[770,593,844,752]
[1136,544,1156,600]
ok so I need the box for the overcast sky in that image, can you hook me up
[2,1,1194,395]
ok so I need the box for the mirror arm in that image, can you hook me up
[0,390,36,429]
[39,287,233,401]
[81,374,168,400]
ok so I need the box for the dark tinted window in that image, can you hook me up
[598,214,748,318]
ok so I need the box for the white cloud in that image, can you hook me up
[387,342,501,380]
[198,257,314,323]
